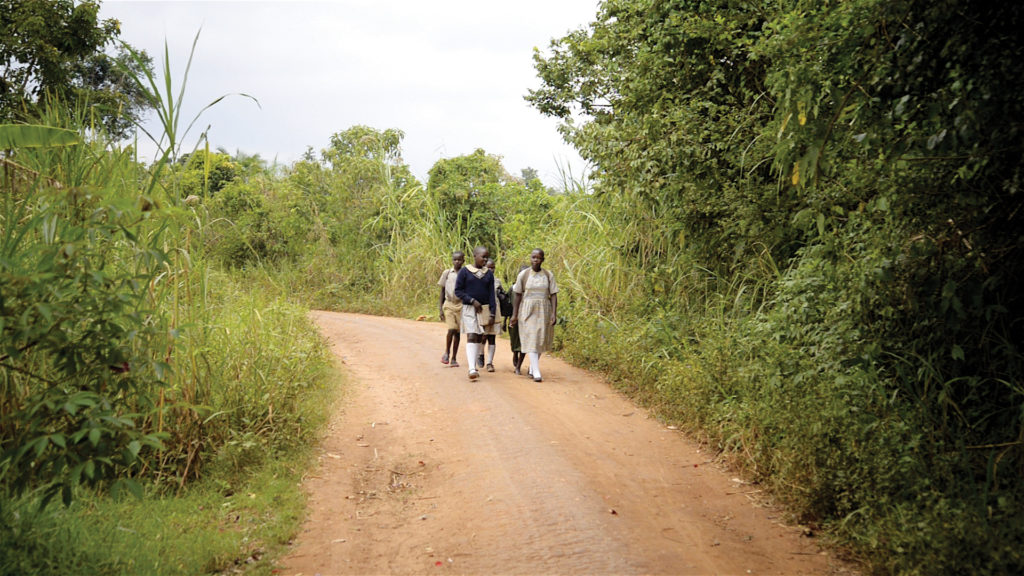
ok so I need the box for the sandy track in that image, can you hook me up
[280,312,849,575]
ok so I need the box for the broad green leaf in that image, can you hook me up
[70,462,85,485]
[111,478,144,501]
[33,436,49,458]
[0,124,82,148]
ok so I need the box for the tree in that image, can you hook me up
[322,125,417,202]
[218,147,272,182]
[427,148,512,248]
[520,166,547,193]
[0,0,152,138]
[324,125,404,167]
[527,0,780,269]
[177,149,240,197]
[529,1,1024,571]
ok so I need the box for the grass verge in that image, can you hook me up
[1,275,343,576]
[2,457,311,575]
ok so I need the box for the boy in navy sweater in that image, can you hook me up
[454,246,496,380]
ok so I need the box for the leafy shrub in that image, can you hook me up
[526,0,1024,572]
[1,138,172,504]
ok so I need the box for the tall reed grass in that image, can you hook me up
[3,31,337,574]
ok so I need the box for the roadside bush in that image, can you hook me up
[526,1,1024,572]
[0,135,173,505]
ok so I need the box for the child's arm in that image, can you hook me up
[437,270,448,321]
[510,291,521,326]
[454,269,478,310]
[509,269,524,325]
[548,270,559,325]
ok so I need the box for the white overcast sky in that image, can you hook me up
[99,0,598,186]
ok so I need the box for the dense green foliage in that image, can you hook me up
[0,34,333,571]
[3,1,1023,573]
[0,0,152,138]
[1,133,170,505]
[525,0,1024,572]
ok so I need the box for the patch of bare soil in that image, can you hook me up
[280,312,855,575]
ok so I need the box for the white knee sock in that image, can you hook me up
[529,352,541,379]
[466,343,478,372]
[487,341,496,365]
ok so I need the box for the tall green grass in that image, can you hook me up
[2,445,318,576]
[1,259,337,574]
[2,33,340,574]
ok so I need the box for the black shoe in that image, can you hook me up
[477,354,485,368]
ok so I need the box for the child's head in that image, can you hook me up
[530,248,545,270]
[452,251,465,269]
[485,258,496,272]
[472,246,489,267]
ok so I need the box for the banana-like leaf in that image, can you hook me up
[0,124,82,148]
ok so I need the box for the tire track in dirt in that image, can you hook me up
[280,312,853,575]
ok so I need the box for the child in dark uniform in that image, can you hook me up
[507,264,529,374]
[454,246,496,381]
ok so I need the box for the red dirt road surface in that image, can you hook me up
[280,312,853,575]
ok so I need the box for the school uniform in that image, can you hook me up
[437,267,462,330]
[513,267,558,354]
[485,277,504,336]
[454,265,496,335]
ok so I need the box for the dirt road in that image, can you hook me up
[281,312,849,575]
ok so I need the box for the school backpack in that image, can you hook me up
[496,285,513,317]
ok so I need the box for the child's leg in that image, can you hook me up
[451,331,461,366]
[509,326,522,372]
[465,334,481,376]
[486,334,496,365]
[528,352,541,380]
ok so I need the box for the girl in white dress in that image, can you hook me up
[510,249,558,382]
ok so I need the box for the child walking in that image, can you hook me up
[481,258,503,372]
[510,249,558,382]
[437,250,464,367]
[454,246,496,380]
[506,264,529,374]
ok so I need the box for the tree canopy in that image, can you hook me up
[529,1,1024,572]
[0,0,152,138]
